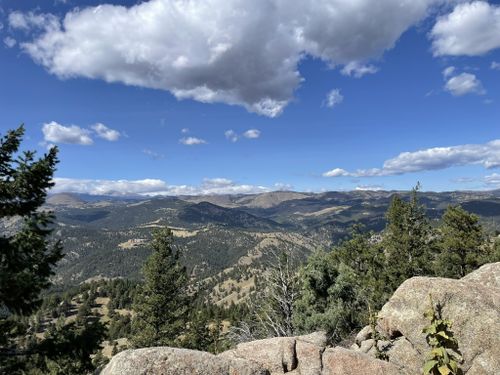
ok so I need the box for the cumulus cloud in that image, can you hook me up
[243,129,261,139]
[52,178,169,195]
[3,37,16,48]
[442,66,456,78]
[323,139,500,177]
[225,129,261,141]
[42,121,122,145]
[322,168,350,177]
[492,61,500,70]
[52,177,272,196]
[91,123,121,141]
[225,130,239,142]
[341,61,378,78]
[9,11,58,32]
[181,128,190,134]
[431,1,500,56]
[444,72,485,96]
[12,0,454,117]
[42,121,93,145]
[325,89,344,108]
[179,136,207,145]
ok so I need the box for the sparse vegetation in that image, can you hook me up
[422,295,462,375]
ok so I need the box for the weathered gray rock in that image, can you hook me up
[358,339,374,354]
[100,347,269,375]
[383,337,421,375]
[354,325,371,345]
[295,340,322,375]
[321,347,400,375]
[219,332,327,375]
[461,262,500,289]
[226,336,297,374]
[374,263,500,374]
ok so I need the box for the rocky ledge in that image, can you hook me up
[101,262,500,375]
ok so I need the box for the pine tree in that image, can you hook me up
[383,184,434,291]
[293,250,365,344]
[436,205,484,278]
[0,125,62,349]
[183,308,213,351]
[131,227,189,347]
[331,224,387,308]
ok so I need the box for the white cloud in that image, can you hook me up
[42,121,93,145]
[355,185,384,191]
[3,37,16,48]
[53,178,169,195]
[243,129,261,139]
[225,130,239,142]
[52,177,272,196]
[341,61,378,78]
[325,89,344,108]
[179,136,207,145]
[143,149,165,160]
[484,173,500,187]
[442,66,455,78]
[181,128,189,134]
[225,129,261,141]
[431,1,500,56]
[14,0,454,117]
[491,61,500,70]
[322,168,350,177]
[9,11,59,32]
[91,123,121,141]
[444,72,485,96]
[323,139,500,177]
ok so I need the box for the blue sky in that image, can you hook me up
[1,0,500,195]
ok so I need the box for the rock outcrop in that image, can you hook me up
[355,262,500,375]
[101,262,500,375]
[99,347,270,375]
[219,332,327,375]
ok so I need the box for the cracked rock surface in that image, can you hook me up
[355,262,500,375]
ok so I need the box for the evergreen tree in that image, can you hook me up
[436,205,484,278]
[36,317,106,375]
[491,238,500,263]
[293,250,365,344]
[0,125,62,356]
[131,227,189,347]
[183,308,214,352]
[331,225,387,308]
[383,184,434,291]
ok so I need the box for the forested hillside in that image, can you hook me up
[36,188,500,290]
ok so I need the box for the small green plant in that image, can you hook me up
[422,295,462,375]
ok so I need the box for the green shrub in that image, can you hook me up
[422,295,462,375]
